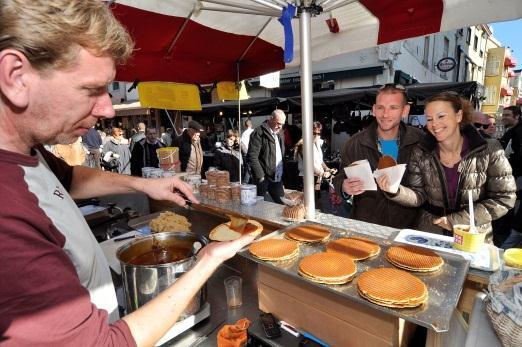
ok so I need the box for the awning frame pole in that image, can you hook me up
[299,9,316,220]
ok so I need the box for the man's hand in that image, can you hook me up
[433,216,452,231]
[342,177,365,195]
[141,177,199,207]
[197,232,257,263]
[375,174,398,194]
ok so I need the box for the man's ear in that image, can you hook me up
[0,49,31,108]
[402,104,411,117]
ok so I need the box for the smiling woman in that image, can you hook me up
[376,92,516,241]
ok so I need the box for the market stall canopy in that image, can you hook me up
[110,0,522,84]
[188,97,285,116]
[286,82,480,106]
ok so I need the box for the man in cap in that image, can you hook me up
[247,109,286,204]
[178,120,205,174]
[0,1,255,345]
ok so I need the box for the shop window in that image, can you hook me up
[486,56,501,76]
[484,85,497,105]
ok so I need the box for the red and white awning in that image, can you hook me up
[111,0,522,84]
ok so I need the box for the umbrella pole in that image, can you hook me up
[299,9,315,220]
[237,63,242,183]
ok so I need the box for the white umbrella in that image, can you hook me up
[111,0,522,218]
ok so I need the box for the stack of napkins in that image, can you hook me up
[343,159,406,192]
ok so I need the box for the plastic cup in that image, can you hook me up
[452,224,486,253]
[224,276,242,308]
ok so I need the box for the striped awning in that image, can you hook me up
[111,0,522,84]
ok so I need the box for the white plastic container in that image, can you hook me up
[240,184,257,206]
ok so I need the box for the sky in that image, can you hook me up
[490,19,522,70]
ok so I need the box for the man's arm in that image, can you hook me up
[123,233,256,347]
[246,129,264,181]
[69,166,197,207]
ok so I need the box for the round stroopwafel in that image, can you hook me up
[284,224,331,243]
[248,239,299,261]
[326,237,380,261]
[357,268,428,308]
[298,252,356,284]
[378,155,397,169]
[385,245,444,272]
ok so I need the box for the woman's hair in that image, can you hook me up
[425,92,474,127]
[313,121,322,134]
[0,0,134,71]
[227,130,238,139]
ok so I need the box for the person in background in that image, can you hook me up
[51,137,87,166]
[294,121,337,210]
[240,118,254,154]
[103,127,131,174]
[472,110,493,138]
[0,1,255,346]
[130,128,165,176]
[247,109,286,204]
[82,126,103,169]
[240,118,254,183]
[129,122,146,152]
[376,92,516,241]
[333,84,423,228]
[499,106,522,178]
[178,120,204,175]
[485,114,497,137]
[215,130,242,182]
[161,127,173,147]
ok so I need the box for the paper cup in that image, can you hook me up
[452,224,486,253]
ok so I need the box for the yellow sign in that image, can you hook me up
[137,82,202,110]
[217,81,249,101]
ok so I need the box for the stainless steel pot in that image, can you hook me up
[116,232,208,320]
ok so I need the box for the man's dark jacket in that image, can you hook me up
[175,130,193,172]
[130,139,164,176]
[247,123,285,182]
[333,121,423,229]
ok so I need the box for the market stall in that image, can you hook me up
[113,194,494,346]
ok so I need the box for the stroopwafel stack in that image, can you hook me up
[298,252,357,284]
[199,183,208,198]
[206,185,217,200]
[326,237,380,261]
[215,186,231,202]
[230,183,241,201]
[282,204,306,220]
[215,171,230,187]
[206,171,218,186]
[385,245,444,272]
[248,239,299,261]
[357,268,428,308]
[284,224,331,243]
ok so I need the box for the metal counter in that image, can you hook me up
[239,221,470,332]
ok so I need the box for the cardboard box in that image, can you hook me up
[258,266,415,347]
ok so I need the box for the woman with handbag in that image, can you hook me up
[294,122,337,210]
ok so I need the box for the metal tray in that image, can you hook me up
[239,220,470,332]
